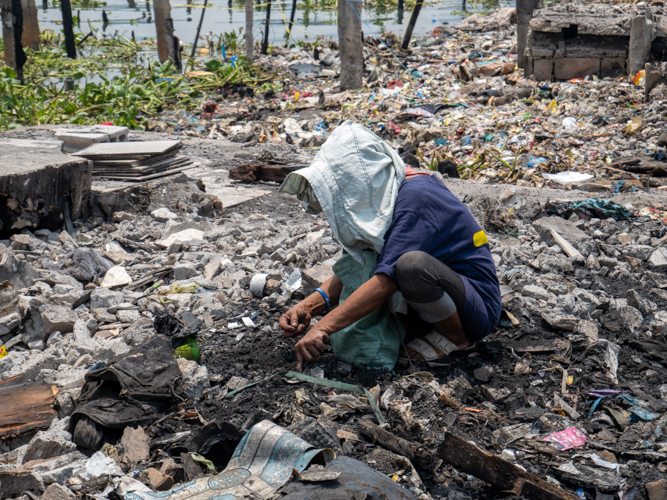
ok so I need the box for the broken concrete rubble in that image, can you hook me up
[0,141,666,497]
[6,8,667,492]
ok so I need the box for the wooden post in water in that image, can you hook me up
[284,0,296,46]
[20,0,39,50]
[154,0,180,68]
[60,0,76,58]
[190,0,208,58]
[401,0,423,49]
[245,0,253,62]
[1,0,27,81]
[338,0,363,90]
[261,0,270,54]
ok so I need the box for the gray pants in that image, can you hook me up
[395,251,466,324]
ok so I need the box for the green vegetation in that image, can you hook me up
[0,31,272,130]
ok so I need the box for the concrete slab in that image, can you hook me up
[186,164,272,208]
[0,140,92,234]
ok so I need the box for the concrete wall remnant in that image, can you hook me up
[524,2,667,81]
[0,139,92,236]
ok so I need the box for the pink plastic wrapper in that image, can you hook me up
[543,427,587,451]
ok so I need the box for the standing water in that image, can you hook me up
[38,0,504,50]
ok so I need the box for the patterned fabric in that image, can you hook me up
[126,421,334,500]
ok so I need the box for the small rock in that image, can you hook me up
[101,266,132,288]
[116,309,141,323]
[574,320,598,341]
[646,479,667,500]
[173,262,198,281]
[302,262,335,295]
[151,208,178,222]
[649,248,667,270]
[0,469,44,497]
[90,288,124,310]
[112,212,134,222]
[146,468,175,491]
[177,358,210,400]
[522,285,549,301]
[42,483,75,500]
[473,366,493,382]
[204,260,221,280]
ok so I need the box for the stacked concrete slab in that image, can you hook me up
[55,125,129,153]
[524,2,667,81]
[0,139,92,235]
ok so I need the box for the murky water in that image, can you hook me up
[39,0,501,49]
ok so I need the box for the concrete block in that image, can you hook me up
[173,262,198,280]
[601,57,627,78]
[628,15,653,76]
[0,251,39,288]
[649,248,667,270]
[533,59,553,80]
[177,358,210,400]
[533,216,590,245]
[0,469,45,497]
[90,287,124,310]
[0,140,92,233]
[531,48,555,58]
[302,262,335,296]
[55,131,110,153]
[554,58,600,80]
[88,125,129,142]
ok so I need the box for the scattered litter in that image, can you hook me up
[543,427,588,451]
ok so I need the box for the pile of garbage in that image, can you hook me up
[149,5,667,193]
[1,140,667,498]
[2,4,667,499]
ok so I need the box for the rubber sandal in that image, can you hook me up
[397,331,458,365]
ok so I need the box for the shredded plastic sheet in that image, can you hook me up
[543,427,588,451]
[126,421,334,500]
[546,199,631,221]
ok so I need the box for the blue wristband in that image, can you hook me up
[314,288,331,313]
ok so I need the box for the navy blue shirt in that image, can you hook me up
[375,175,501,340]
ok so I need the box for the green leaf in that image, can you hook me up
[204,59,222,72]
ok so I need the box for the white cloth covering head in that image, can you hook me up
[279,121,406,264]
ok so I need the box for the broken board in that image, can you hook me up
[0,374,59,438]
[437,432,579,500]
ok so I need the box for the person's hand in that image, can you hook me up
[280,303,312,338]
[295,327,329,372]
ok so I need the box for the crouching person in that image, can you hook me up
[278,121,501,372]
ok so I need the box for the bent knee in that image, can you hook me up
[395,251,434,299]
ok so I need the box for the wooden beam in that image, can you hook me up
[0,374,58,438]
[437,432,579,500]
